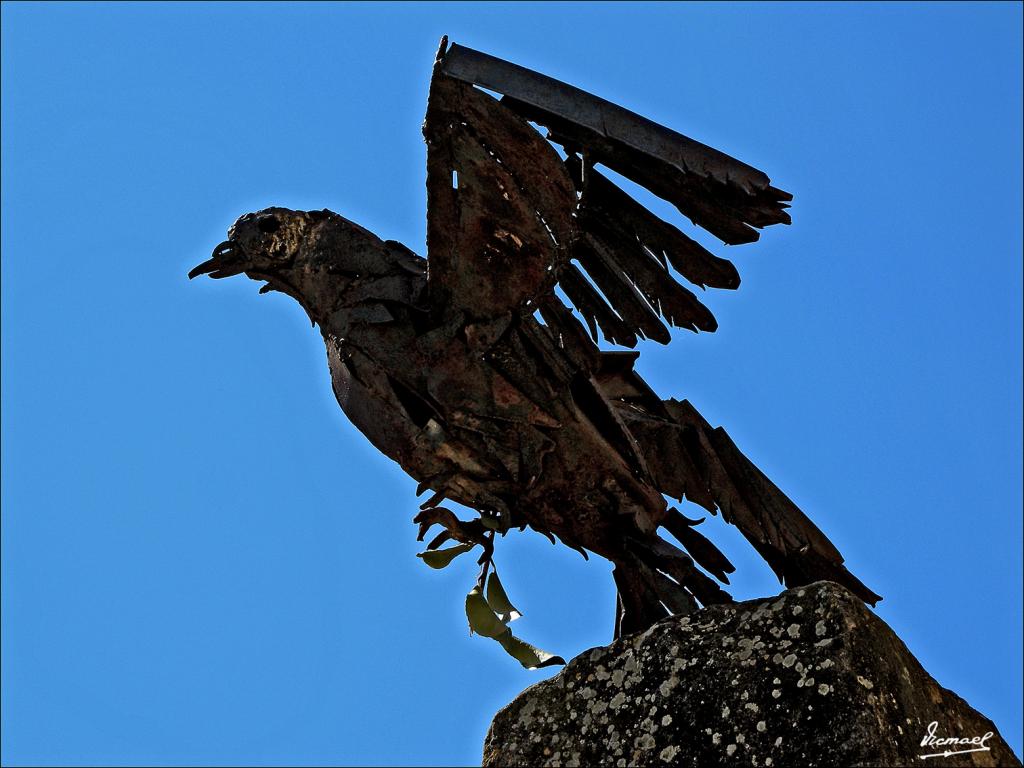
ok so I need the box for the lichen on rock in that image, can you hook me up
[483,581,1021,767]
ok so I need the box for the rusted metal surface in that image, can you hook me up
[190,37,879,644]
[440,43,772,196]
[440,42,792,245]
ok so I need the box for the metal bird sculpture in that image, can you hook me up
[190,38,880,667]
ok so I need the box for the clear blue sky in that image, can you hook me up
[2,3,1021,765]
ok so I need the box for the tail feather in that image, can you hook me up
[662,506,736,583]
[612,536,735,639]
[632,536,733,608]
[692,408,882,605]
[617,392,881,607]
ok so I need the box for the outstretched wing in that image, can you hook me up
[423,39,576,323]
[423,39,792,345]
[422,40,880,613]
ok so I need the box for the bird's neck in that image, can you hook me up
[288,265,354,326]
[266,263,426,331]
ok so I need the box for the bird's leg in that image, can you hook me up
[475,531,496,589]
[478,530,495,565]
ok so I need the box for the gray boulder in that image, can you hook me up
[484,581,1020,767]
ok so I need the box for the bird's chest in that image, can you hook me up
[345,312,560,428]
[331,316,562,491]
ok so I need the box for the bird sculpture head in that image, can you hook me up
[189,207,329,282]
[189,206,424,323]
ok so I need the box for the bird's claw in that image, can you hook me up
[413,506,489,549]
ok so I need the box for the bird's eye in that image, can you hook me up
[257,215,281,234]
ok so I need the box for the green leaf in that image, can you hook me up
[496,632,566,670]
[465,586,510,638]
[465,583,565,669]
[416,542,474,569]
[486,571,522,623]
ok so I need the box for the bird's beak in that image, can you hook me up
[188,240,247,280]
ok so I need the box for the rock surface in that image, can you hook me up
[483,581,1020,767]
